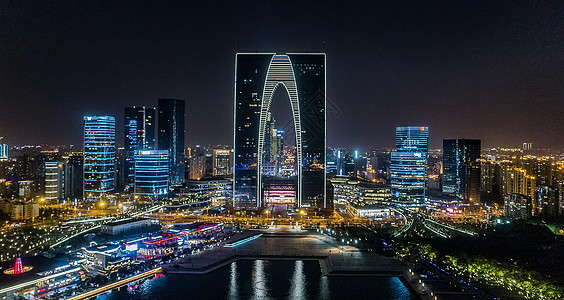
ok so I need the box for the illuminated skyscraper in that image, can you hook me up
[0,139,7,161]
[158,99,185,185]
[233,53,327,209]
[124,106,155,188]
[391,126,428,204]
[326,149,338,175]
[83,116,115,198]
[44,161,61,202]
[213,149,231,176]
[134,150,169,199]
[273,130,284,176]
[442,139,481,204]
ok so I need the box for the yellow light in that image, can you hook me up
[99,202,105,207]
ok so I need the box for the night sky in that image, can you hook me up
[1,1,563,149]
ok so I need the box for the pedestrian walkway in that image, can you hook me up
[163,226,408,277]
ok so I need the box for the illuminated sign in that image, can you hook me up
[125,243,138,251]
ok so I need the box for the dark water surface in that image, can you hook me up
[96,260,414,300]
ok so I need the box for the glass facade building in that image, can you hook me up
[213,149,231,176]
[233,53,326,209]
[134,150,169,199]
[83,116,115,198]
[44,161,61,202]
[391,126,428,204]
[124,106,155,188]
[158,99,185,185]
[442,139,481,204]
[0,143,7,160]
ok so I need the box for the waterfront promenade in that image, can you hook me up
[163,225,408,277]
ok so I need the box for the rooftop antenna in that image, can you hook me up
[322,41,326,52]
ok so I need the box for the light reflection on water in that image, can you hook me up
[96,260,414,300]
[290,260,305,299]
[252,260,267,300]
[228,262,238,300]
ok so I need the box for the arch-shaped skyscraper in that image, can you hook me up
[233,53,326,210]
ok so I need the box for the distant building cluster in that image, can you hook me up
[482,147,564,220]
[1,51,564,225]
[0,199,39,220]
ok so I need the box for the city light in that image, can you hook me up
[0,2,562,299]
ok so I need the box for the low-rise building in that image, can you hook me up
[347,203,391,218]
[331,176,391,205]
[82,243,133,271]
[100,218,152,235]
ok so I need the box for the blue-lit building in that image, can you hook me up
[233,53,327,210]
[134,150,169,199]
[442,139,481,204]
[158,99,185,186]
[83,116,115,198]
[0,142,7,160]
[124,106,156,188]
[391,126,428,204]
[326,148,338,175]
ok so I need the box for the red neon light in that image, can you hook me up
[142,224,219,245]
[14,258,23,274]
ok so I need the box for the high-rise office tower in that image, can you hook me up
[189,149,206,180]
[0,138,7,161]
[366,155,379,182]
[115,147,127,191]
[158,99,185,185]
[233,53,327,209]
[391,126,428,204]
[213,149,231,176]
[124,106,155,188]
[481,160,502,201]
[326,148,338,176]
[83,116,115,198]
[64,152,83,200]
[134,150,169,199]
[263,113,276,166]
[442,139,481,204]
[336,149,344,176]
[44,161,62,203]
[273,129,284,176]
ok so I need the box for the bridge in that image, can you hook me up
[67,267,164,300]
[50,204,166,249]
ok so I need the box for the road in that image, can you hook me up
[67,267,163,300]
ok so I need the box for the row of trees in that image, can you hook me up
[399,242,564,300]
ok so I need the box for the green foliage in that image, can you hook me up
[395,242,412,259]
[423,243,564,300]
[418,244,437,261]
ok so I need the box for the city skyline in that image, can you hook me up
[2,2,564,300]
[1,1,563,149]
